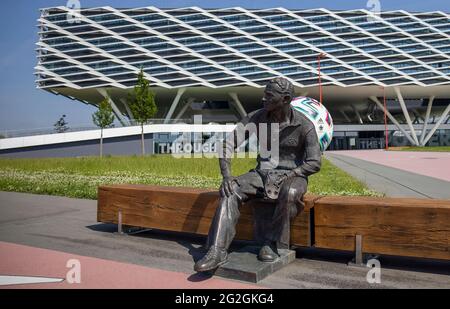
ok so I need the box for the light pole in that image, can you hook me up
[382,86,389,150]
[317,52,327,104]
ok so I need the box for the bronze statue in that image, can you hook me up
[194,77,322,272]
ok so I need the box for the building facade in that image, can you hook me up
[36,6,450,149]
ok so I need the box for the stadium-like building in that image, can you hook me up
[36,6,450,149]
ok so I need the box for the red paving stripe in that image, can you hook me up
[0,241,260,289]
[329,150,450,182]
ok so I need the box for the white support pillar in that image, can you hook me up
[340,110,351,123]
[351,105,363,124]
[174,97,195,121]
[421,103,450,146]
[412,109,423,124]
[164,88,186,124]
[228,92,247,119]
[369,96,417,146]
[419,96,435,145]
[97,89,127,127]
[120,98,134,124]
[394,87,419,145]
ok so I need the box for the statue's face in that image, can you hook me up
[262,82,290,112]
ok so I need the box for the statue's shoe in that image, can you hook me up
[258,244,279,262]
[194,246,228,272]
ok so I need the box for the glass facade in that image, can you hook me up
[36,7,450,89]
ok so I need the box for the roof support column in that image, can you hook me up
[229,92,247,119]
[120,98,135,125]
[421,103,450,146]
[419,96,434,145]
[351,105,363,124]
[97,89,128,127]
[340,110,352,123]
[369,96,417,146]
[174,97,195,121]
[394,87,419,146]
[164,87,186,124]
[412,109,423,124]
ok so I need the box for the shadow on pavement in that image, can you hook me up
[86,223,450,277]
[295,246,450,276]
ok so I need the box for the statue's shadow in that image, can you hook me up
[174,241,212,282]
[86,223,258,282]
[178,238,257,282]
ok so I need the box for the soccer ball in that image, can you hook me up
[290,96,333,152]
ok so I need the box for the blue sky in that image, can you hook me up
[0,0,448,132]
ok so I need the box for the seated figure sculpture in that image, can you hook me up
[194,77,322,272]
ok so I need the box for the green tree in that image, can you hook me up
[92,98,115,158]
[54,114,69,133]
[127,69,157,155]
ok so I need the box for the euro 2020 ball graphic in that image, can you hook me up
[290,96,334,152]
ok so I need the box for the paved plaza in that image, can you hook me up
[0,191,448,288]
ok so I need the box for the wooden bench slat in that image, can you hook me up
[97,185,311,247]
[315,196,450,209]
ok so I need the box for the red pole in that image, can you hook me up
[383,87,389,150]
[317,53,327,104]
[318,54,322,103]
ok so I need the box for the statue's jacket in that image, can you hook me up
[222,105,322,180]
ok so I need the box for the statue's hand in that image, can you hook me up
[275,171,296,187]
[220,176,238,197]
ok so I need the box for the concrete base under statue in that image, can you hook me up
[212,245,296,283]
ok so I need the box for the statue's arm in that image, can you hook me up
[292,127,322,178]
[218,114,253,196]
[219,156,232,178]
[218,112,255,178]
[218,125,239,179]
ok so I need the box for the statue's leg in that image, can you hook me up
[206,170,263,250]
[195,183,246,272]
[206,183,247,251]
[253,201,275,246]
[195,171,263,271]
[269,177,307,249]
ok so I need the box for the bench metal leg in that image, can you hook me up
[117,210,123,234]
[115,210,151,236]
[355,234,363,265]
[348,234,380,267]
[348,234,365,267]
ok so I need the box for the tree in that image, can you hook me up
[127,69,157,155]
[54,114,69,133]
[92,97,115,158]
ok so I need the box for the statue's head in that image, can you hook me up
[262,77,295,112]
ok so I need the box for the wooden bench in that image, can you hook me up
[314,196,450,260]
[97,184,450,261]
[97,184,316,247]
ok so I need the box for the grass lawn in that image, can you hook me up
[0,155,380,199]
[388,146,450,152]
